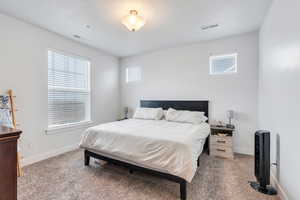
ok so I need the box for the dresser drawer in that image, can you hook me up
[210,146,234,159]
[210,135,232,147]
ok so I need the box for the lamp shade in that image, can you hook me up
[122,10,146,32]
[227,110,234,119]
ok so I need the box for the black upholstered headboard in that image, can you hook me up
[140,100,209,121]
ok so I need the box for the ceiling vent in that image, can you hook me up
[73,34,81,39]
[201,24,219,30]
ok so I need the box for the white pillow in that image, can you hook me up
[133,107,163,120]
[162,110,168,119]
[166,108,207,124]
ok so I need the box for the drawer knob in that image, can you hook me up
[217,149,226,152]
[217,140,226,143]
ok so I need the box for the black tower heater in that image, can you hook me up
[249,130,277,195]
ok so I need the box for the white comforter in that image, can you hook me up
[79,119,210,182]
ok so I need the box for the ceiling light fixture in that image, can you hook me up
[122,10,146,32]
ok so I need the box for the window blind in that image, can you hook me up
[126,67,141,83]
[209,53,237,75]
[48,50,91,127]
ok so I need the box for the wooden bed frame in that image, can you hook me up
[84,100,210,200]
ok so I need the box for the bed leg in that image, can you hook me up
[84,150,90,166]
[180,181,187,200]
[197,157,200,167]
[206,136,210,155]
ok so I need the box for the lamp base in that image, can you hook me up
[249,181,277,195]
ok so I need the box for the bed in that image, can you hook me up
[80,100,210,200]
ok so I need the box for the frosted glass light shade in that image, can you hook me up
[122,10,146,32]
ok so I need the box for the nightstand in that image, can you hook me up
[210,125,235,159]
[117,118,127,121]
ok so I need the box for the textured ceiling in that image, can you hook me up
[0,0,272,57]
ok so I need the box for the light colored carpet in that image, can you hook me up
[18,150,279,200]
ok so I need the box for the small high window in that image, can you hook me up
[209,53,237,75]
[126,67,141,83]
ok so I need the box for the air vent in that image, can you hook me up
[201,24,219,30]
[73,34,81,39]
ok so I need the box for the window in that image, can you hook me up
[126,67,141,83]
[209,53,237,75]
[48,50,91,128]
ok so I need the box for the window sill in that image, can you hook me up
[45,121,94,135]
[209,71,238,75]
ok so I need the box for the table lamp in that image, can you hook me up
[124,107,129,119]
[226,110,235,129]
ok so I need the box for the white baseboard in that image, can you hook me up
[270,171,289,200]
[234,147,253,155]
[21,144,79,167]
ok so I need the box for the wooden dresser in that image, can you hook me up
[0,126,22,200]
[210,125,234,159]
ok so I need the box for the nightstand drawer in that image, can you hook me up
[210,135,232,146]
[210,146,233,159]
[210,125,235,159]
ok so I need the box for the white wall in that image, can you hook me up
[259,0,300,199]
[0,13,120,165]
[120,32,259,155]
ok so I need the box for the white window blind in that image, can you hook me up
[209,53,237,75]
[126,67,141,83]
[48,50,91,128]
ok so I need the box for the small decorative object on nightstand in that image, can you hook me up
[124,106,129,119]
[210,125,235,159]
[226,110,235,129]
